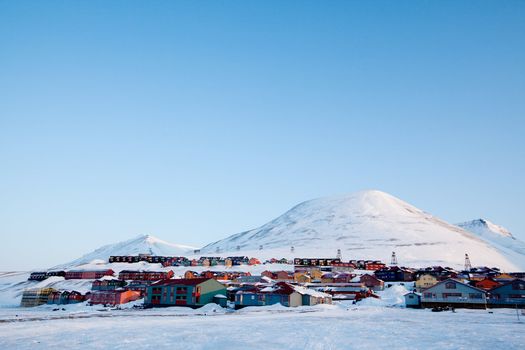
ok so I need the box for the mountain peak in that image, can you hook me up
[457,219,514,239]
[202,190,525,270]
[54,235,197,269]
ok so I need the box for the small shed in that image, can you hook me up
[213,294,228,307]
[404,292,422,308]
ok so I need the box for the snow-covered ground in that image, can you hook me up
[0,303,523,349]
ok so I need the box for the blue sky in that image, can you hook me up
[1,1,524,270]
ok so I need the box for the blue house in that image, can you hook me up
[234,282,332,309]
[404,292,422,308]
[488,279,525,308]
[421,278,488,309]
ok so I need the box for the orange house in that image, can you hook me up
[475,277,502,290]
[184,271,198,279]
[249,258,261,265]
[89,290,141,305]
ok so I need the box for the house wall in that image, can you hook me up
[488,280,525,308]
[289,292,302,307]
[422,280,487,307]
[416,274,438,290]
[198,279,227,305]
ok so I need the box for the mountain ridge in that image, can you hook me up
[201,190,525,270]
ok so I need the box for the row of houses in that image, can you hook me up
[108,255,262,267]
[183,270,252,281]
[405,278,525,309]
[28,268,116,281]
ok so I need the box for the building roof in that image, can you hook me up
[489,278,525,292]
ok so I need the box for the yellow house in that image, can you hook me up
[415,274,438,290]
[294,272,311,283]
[310,269,323,280]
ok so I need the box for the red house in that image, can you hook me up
[364,261,386,271]
[118,270,174,281]
[360,274,385,291]
[475,277,502,290]
[89,290,141,306]
[65,269,115,280]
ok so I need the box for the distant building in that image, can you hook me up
[65,269,115,280]
[359,274,384,291]
[474,277,502,290]
[20,288,56,307]
[92,277,127,291]
[89,290,141,306]
[144,278,227,308]
[118,270,174,281]
[415,274,439,291]
[47,290,85,305]
[235,282,332,308]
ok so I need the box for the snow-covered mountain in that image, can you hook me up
[202,190,525,271]
[54,234,196,269]
[457,219,514,240]
[457,219,525,265]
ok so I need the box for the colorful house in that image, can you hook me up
[359,274,384,291]
[311,283,374,301]
[404,292,422,308]
[47,290,85,305]
[234,282,331,308]
[92,277,127,291]
[421,279,488,309]
[184,271,199,279]
[415,274,439,291]
[20,288,57,307]
[28,272,48,281]
[64,269,115,280]
[294,272,312,283]
[118,270,174,281]
[374,266,415,282]
[488,279,525,308]
[248,258,261,265]
[331,263,356,273]
[144,278,227,308]
[474,277,502,291]
[89,290,141,306]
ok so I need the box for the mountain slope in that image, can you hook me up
[54,234,196,269]
[202,190,525,270]
[457,219,525,263]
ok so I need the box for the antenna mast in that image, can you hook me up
[391,251,398,266]
[464,253,472,271]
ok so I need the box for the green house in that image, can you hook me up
[144,278,227,308]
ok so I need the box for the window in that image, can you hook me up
[508,294,525,299]
[445,282,456,289]
[176,295,187,300]
[442,293,462,298]
[469,293,483,299]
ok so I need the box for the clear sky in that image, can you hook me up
[1,1,524,270]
